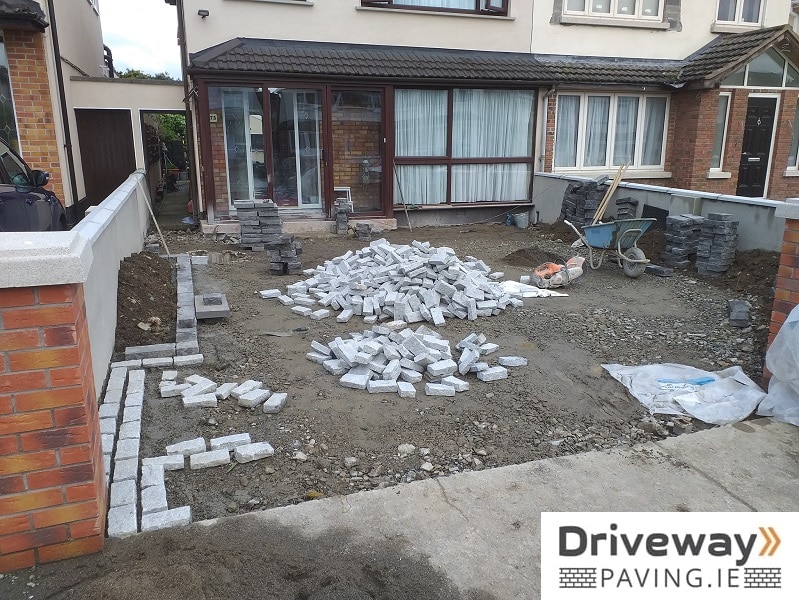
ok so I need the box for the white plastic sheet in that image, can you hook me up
[603,363,765,425]
[498,281,568,298]
[757,304,799,426]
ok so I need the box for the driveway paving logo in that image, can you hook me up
[541,513,796,598]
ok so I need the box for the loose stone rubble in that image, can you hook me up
[308,325,527,398]
[263,239,523,326]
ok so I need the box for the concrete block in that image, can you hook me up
[234,442,276,463]
[113,457,138,482]
[118,420,141,440]
[259,289,281,298]
[173,354,204,367]
[115,438,140,461]
[166,437,206,456]
[142,454,185,471]
[441,375,470,392]
[427,359,458,378]
[397,381,417,398]
[195,293,231,319]
[292,306,313,317]
[323,359,350,376]
[183,393,218,409]
[498,356,528,367]
[215,382,238,400]
[141,463,165,488]
[477,366,508,381]
[310,309,331,320]
[182,380,217,398]
[160,383,192,398]
[424,383,456,397]
[237,388,271,409]
[100,417,117,436]
[110,479,137,508]
[143,356,174,368]
[367,379,399,393]
[98,402,121,419]
[141,484,169,515]
[262,392,288,414]
[230,380,262,400]
[210,433,252,451]
[189,449,231,469]
[107,504,138,538]
[141,506,192,532]
[340,367,372,389]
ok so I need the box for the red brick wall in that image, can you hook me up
[3,30,65,204]
[0,284,106,572]
[768,92,799,200]
[206,108,230,218]
[769,218,799,346]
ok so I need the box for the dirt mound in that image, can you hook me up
[502,248,566,268]
[114,251,176,354]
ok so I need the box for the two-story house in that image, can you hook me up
[166,0,799,230]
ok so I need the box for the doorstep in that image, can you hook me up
[201,218,398,236]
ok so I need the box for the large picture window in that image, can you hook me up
[564,0,662,19]
[722,48,799,89]
[394,88,534,205]
[361,0,508,16]
[554,92,668,171]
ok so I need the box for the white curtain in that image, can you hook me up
[397,0,474,8]
[394,165,447,205]
[711,95,730,170]
[452,164,530,203]
[584,96,610,167]
[742,0,761,23]
[554,95,580,168]
[452,89,534,158]
[642,97,667,166]
[395,89,447,157]
[613,96,638,166]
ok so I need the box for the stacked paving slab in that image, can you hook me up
[235,199,304,274]
[660,214,704,269]
[696,212,738,276]
[260,239,519,326]
[615,197,639,220]
[308,325,527,398]
[560,181,605,226]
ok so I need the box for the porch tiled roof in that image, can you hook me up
[190,26,799,88]
[678,25,794,82]
[191,38,554,83]
[0,0,48,31]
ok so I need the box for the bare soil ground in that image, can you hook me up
[0,221,778,600]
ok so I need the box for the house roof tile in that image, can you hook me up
[0,0,48,31]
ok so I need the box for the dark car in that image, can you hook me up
[0,137,66,231]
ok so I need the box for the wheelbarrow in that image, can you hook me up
[563,218,656,278]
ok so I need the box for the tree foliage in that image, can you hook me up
[154,113,186,143]
[117,68,178,81]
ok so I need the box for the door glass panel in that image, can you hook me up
[331,90,382,213]
[0,38,20,152]
[269,88,323,210]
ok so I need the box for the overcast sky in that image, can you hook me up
[100,0,182,78]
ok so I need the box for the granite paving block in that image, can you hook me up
[140,506,192,532]
[210,433,252,451]
[141,484,169,515]
[190,449,231,469]
[166,437,206,456]
[234,442,276,463]
[142,454,185,471]
[262,392,288,413]
[107,504,138,538]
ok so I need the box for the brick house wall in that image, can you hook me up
[206,108,230,218]
[769,215,799,346]
[3,29,65,203]
[0,284,106,572]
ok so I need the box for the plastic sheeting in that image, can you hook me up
[603,363,766,425]
[498,281,568,298]
[757,304,799,426]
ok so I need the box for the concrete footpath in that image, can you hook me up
[196,417,798,599]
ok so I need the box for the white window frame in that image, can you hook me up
[563,0,664,21]
[708,92,732,177]
[720,48,799,89]
[786,98,799,176]
[553,91,669,173]
[715,0,762,26]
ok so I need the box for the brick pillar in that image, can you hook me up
[0,284,106,573]
[769,218,799,346]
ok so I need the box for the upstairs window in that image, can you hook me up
[716,0,762,25]
[361,0,509,16]
[564,0,662,20]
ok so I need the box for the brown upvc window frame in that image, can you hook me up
[361,0,509,17]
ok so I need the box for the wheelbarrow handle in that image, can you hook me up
[563,220,588,244]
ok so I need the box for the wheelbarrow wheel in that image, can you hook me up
[622,247,647,278]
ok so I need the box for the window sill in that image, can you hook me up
[706,170,732,179]
[356,7,514,20]
[783,169,799,177]
[555,169,671,179]
[710,22,760,34]
[560,14,670,30]
[224,0,313,6]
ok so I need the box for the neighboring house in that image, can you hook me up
[167,0,799,230]
[0,0,109,222]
